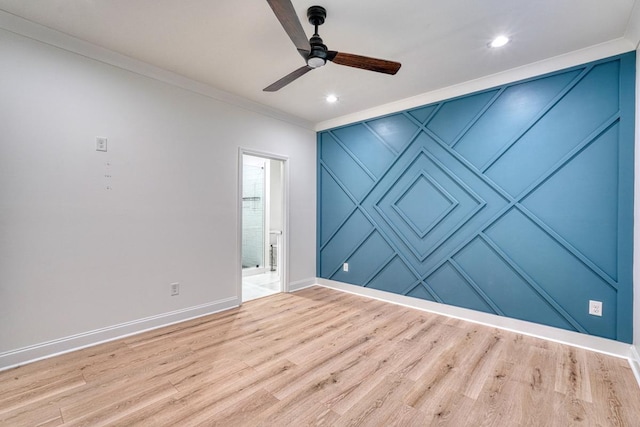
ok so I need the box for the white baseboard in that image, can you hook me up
[287,277,317,292]
[631,346,640,386]
[0,297,239,372]
[315,278,635,360]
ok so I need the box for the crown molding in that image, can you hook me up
[0,10,314,131]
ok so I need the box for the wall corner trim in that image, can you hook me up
[315,278,635,361]
[0,297,239,372]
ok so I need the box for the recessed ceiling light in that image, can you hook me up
[326,94,338,103]
[489,35,510,48]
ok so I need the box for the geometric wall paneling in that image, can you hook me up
[407,105,438,124]
[520,123,620,280]
[331,124,396,179]
[319,167,357,246]
[451,236,582,331]
[425,260,496,314]
[427,89,501,146]
[319,132,375,201]
[485,61,621,197]
[483,209,618,339]
[319,209,373,278]
[330,231,395,285]
[366,256,420,295]
[318,52,635,342]
[366,114,421,153]
[454,69,582,169]
[406,283,436,301]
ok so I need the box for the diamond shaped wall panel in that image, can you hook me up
[362,133,508,274]
[370,146,485,263]
[317,52,634,342]
[392,172,458,238]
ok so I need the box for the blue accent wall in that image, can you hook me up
[317,52,635,343]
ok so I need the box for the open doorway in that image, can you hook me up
[240,152,285,302]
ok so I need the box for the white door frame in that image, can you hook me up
[238,148,289,302]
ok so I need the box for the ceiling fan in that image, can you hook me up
[264,0,402,92]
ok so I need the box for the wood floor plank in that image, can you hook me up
[334,373,416,426]
[585,351,640,425]
[200,388,279,426]
[35,415,64,427]
[1,286,639,426]
[419,390,477,426]
[555,345,593,403]
[253,391,339,426]
[0,374,86,416]
[61,380,178,426]
[321,356,397,415]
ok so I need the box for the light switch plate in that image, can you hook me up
[96,137,107,152]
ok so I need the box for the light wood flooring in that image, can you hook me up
[1,286,639,426]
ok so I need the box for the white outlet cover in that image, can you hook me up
[96,137,107,152]
[343,263,349,272]
[171,282,180,296]
[589,300,602,316]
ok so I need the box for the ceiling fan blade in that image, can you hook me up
[263,66,313,92]
[266,0,310,53]
[327,51,401,75]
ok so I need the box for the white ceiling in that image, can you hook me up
[0,0,637,126]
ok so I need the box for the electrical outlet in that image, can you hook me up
[589,300,602,316]
[343,263,349,272]
[170,282,180,296]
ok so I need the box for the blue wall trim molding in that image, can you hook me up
[317,52,635,343]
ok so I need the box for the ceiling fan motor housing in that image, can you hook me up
[306,6,328,68]
[307,35,328,68]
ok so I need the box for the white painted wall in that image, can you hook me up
[0,26,316,364]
